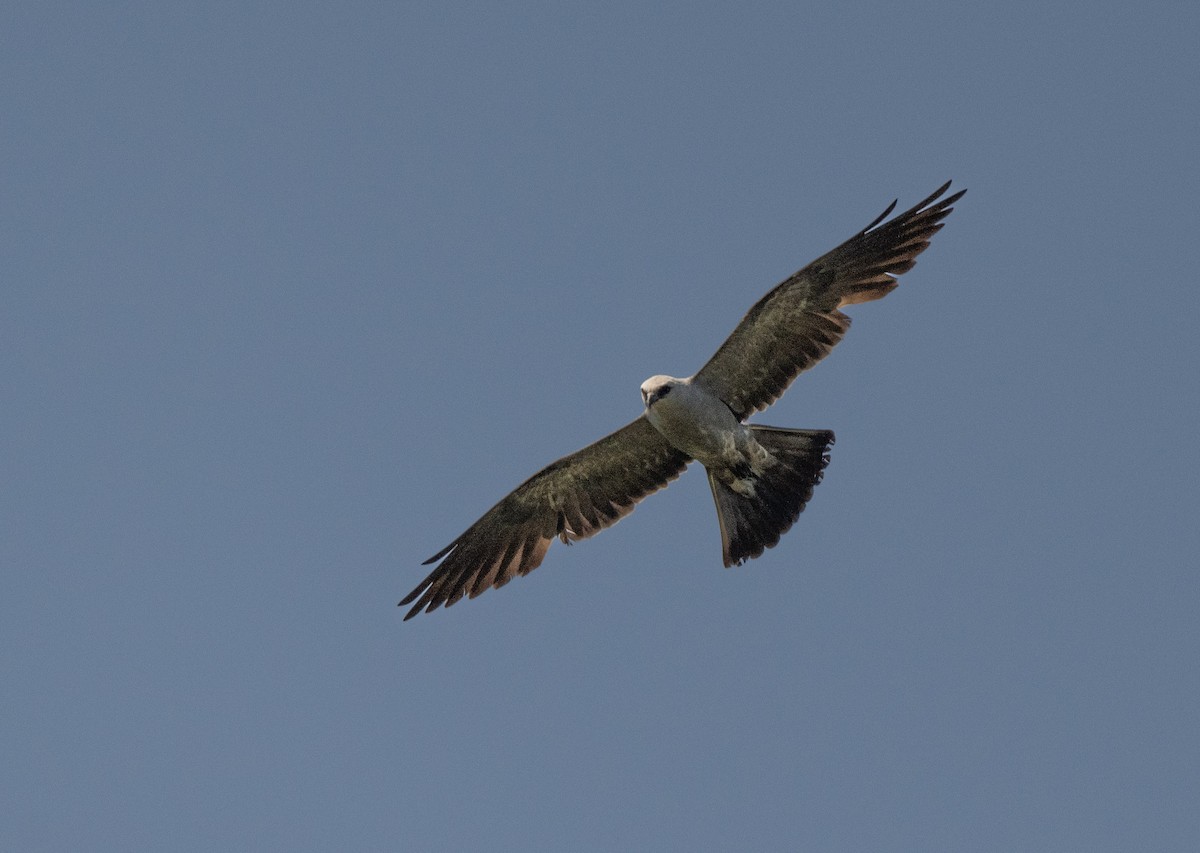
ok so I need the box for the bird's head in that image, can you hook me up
[640,375,683,409]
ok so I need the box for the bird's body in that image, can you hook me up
[640,376,745,472]
[639,372,835,564]
[401,181,965,619]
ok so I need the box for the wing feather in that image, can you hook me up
[401,416,690,619]
[694,181,965,420]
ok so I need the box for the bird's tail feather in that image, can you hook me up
[707,426,834,567]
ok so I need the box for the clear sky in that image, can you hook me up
[4,3,1198,851]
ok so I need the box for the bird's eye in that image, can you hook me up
[657,386,671,398]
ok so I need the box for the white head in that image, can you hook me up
[640,375,684,409]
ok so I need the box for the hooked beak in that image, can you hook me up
[643,384,675,408]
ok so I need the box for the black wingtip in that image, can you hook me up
[399,590,434,619]
[912,180,955,212]
[942,185,968,207]
[863,198,899,232]
[863,174,968,233]
[929,180,967,208]
[422,540,456,566]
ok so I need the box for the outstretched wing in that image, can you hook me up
[402,416,690,619]
[694,181,965,420]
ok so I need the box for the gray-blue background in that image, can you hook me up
[5,4,1197,850]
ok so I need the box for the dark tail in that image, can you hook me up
[707,426,834,567]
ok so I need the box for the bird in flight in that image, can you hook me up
[402,181,965,619]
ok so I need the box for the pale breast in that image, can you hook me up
[644,381,746,467]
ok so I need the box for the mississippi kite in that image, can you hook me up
[402,181,965,619]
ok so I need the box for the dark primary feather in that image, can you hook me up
[694,181,965,420]
[400,416,690,619]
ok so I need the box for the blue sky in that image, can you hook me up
[4,3,1198,850]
